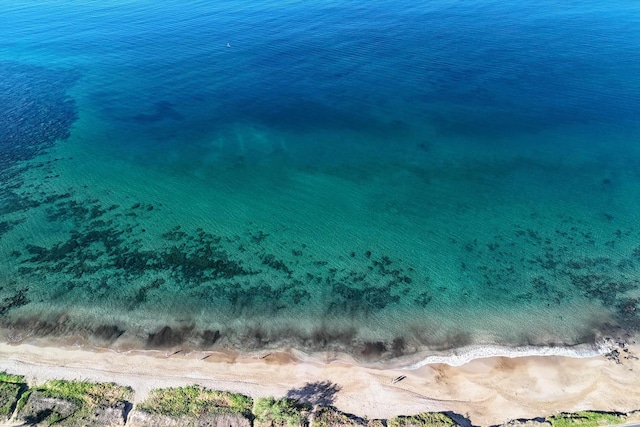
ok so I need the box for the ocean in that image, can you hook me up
[1,0,639,364]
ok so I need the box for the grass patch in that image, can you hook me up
[0,372,24,384]
[138,385,252,418]
[253,397,310,427]
[14,389,32,414]
[547,411,626,427]
[37,380,132,406]
[387,412,459,427]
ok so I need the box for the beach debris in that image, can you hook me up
[603,337,639,364]
[604,349,622,364]
[259,353,272,359]
[166,349,182,358]
[390,375,406,384]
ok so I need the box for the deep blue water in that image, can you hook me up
[1,0,640,359]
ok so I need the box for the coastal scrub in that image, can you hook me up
[137,385,253,418]
[15,380,132,426]
[313,406,387,427]
[253,396,311,427]
[387,412,459,427]
[547,411,625,427]
[0,372,26,419]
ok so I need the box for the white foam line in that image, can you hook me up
[402,341,613,369]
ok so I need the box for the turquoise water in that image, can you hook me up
[1,0,640,360]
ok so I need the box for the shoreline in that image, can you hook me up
[1,336,639,426]
[0,320,625,370]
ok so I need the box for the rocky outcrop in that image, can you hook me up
[14,382,131,426]
[0,381,23,421]
[15,391,79,425]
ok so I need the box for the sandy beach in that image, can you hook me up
[0,339,639,426]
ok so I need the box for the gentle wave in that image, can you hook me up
[402,342,613,369]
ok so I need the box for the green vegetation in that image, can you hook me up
[547,411,626,427]
[138,385,253,418]
[16,380,132,425]
[0,372,24,384]
[314,406,360,427]
[36,379,132,406]
[253,396,310,427]
[0,372,26,418]
[387,412,459,427]
[0,383,22,418]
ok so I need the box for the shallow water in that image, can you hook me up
[1,0,640,361]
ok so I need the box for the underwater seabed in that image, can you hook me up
[3,119,640,361]
[2,148,640,366]
[2,60,640,366]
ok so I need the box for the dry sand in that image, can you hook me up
[0,341,639,426]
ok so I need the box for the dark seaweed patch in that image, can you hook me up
[0,62,79,236]
[261,254,291,275]
[568,274,638,306]
[414,292,433,308]
[0,288,30,316]
[360,341,386,358]
[616,298,639,328]
[147,325,191,347]
[201,329,221,347]
[330,280,400,312]
[0,221,11,241]
[391,337,405,356]
[93,325,125,341]
[130,278,166,308]
[310,327,357,348]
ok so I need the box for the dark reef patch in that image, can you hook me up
[0,61,80,167]
[0,61,80,238]
[0,288,30,317]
